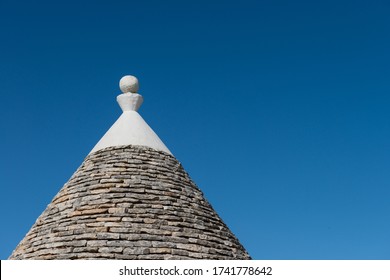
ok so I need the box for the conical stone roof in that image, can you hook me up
[9,76,251,260]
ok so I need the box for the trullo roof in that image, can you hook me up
[9,75,251,260]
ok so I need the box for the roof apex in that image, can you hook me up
[89,75,171,155]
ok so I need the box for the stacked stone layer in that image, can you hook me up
[10,145,250,259]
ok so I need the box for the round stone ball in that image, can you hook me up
[119,75,139,93]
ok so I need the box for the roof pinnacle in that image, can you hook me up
[89,75,171,155]
[117,75,143,112]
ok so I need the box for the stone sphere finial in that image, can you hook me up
[119,75,139,93]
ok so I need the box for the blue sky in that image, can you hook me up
[1,0,390,259]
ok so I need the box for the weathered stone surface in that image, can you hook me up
[9,145,250,260]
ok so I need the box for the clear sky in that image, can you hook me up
[1,0,389,260]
